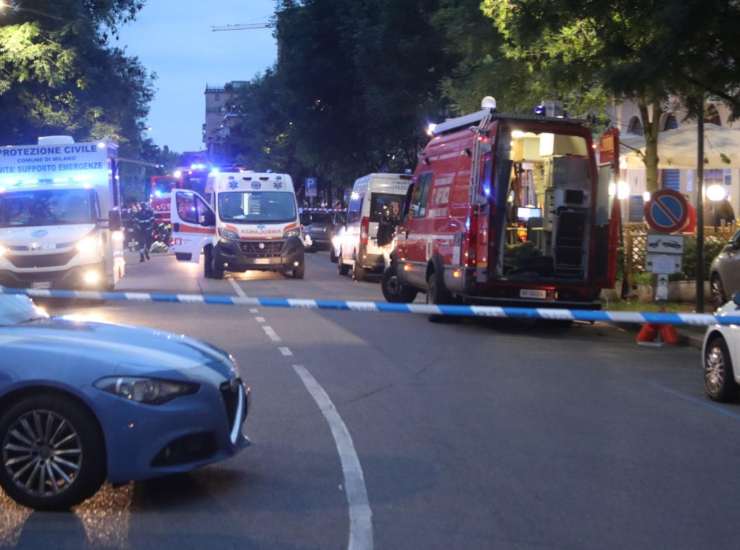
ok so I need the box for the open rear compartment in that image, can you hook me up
[490,123,594,284]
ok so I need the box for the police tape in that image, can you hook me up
[1,286,738,327]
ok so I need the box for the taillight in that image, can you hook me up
[360,217,369,247]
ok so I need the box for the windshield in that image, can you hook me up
[218,191,296,224]
[369,193,404,223]
[307,213,333,225]
[152,179,175,195]
[0,189,97,228]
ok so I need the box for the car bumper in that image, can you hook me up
[0,262,106,290]
[96,377,251,484]
[216,238,304,272]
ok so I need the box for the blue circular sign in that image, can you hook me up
[644,190,689,234]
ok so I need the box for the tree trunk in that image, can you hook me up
[638,100,662,192]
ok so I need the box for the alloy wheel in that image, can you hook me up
[2,410,83,498]
[705,344,726,395]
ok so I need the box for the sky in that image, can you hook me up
[117,0,277,153]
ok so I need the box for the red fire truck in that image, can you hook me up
[148,175,178,222]
[382,103,620,308]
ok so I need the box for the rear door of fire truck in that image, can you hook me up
[170,189,215,263]
[593,127,621,289]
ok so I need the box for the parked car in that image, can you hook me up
[337,173,412,281]
[710,230,740,306]
[0,294,250,510]
[704,293,740,401]
[302,209,345,252]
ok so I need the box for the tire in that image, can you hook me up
[0,393,106,511]
[211,251,225,280]
[427,268,455,323]
[382,265,417,303]
[352,261,367,282]
[338,250,350,276]
[292,262,305,279]
[705,336,739,402]
[711,274,727,308]
[203,247,213,279]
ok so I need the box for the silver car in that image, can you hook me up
[710,230,740,306]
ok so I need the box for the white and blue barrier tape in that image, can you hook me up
[1,287,738,327]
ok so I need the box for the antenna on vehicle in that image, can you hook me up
[481,96,497,112]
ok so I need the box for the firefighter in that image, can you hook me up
[134,201,155,262]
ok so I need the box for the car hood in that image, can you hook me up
[0,318,235,378]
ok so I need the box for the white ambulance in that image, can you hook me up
[171,171,305,279]
[0,136,125,290]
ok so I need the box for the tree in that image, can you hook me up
[484,0,740,192]
[0,0,152,153]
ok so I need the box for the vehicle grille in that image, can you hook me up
[220,379,242,427]
[6,250,77,268]
[239,240,284,258]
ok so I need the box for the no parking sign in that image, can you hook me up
[644,190,689,234]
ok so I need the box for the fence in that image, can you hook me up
[623,223,738,275]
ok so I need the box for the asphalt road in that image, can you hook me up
[2,251,739,550]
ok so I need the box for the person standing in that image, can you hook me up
[134,201,154,262]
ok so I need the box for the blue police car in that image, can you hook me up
[0,294,250,510]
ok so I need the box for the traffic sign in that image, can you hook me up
[644,189,689,234]
[305,177,317,198]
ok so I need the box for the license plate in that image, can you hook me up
[253,258,278,265]
[520,289,547,300]
[31,282,52,289]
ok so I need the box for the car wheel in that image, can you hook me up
[711,274,726,308]
[704,336,739,402]
[211,249,225,280]
[337,250,350,276]
[0,393,106,511]
[292,263,305,279]
[352,261,367,282]
[427,268,456,323]
[382,265,417,303]
[203,247,213,279]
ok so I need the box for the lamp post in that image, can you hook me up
[696,97,705,313]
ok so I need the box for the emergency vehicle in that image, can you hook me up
[382,100,620,307]
[0,136,125,290]
[170,171,305,279]
[148,175,178,222]
[336,173,412,281]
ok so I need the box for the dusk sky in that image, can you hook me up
[117,1,277,153]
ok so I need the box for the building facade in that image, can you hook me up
[203,81,247,164]
[609,99,738,224]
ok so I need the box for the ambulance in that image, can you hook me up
[171,171,305,279]
[0,136,125,290]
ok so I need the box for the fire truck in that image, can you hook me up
[148,175,178,222]
[382,100,620,308]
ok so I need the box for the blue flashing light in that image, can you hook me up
[191,163,207,171]
[154,190,164,198]
[534,104,546,116]
[210,168,220,175]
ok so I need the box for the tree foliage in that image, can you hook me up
[0,0,152,155]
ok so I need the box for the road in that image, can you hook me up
[2,251,739,550]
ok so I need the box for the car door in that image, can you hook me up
[721,231,740,295]
[403,173,434,287]
[170,190,215,263]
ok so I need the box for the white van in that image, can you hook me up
[171,171,305,279]
[337,173,412,280]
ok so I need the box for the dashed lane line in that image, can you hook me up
[229,278,247,298]
[278,347,293,357]
[262,325,282,343]
[292,365,374,550]
[256,317,266,324]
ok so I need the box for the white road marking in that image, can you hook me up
[256,317,266,323]
[229,278,247,298]
[292,365,373,550]
[278,346,293,357]
[262,326,281,342]
[249,308,259,314]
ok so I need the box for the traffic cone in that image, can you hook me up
[659,324,681,346]
[636,323,659,345]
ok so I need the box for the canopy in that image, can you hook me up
[619,124,740,169]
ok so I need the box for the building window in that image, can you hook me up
[663,114,678,131]
[705,105,721,126]
[627,116,643,136]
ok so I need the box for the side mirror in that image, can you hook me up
[109,209,122,231]
[734,292,740,307]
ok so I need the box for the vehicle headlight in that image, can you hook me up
[94,376,199,405]
[284,228,301,239]
[76,236,98,254]
[218,227,239,241]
